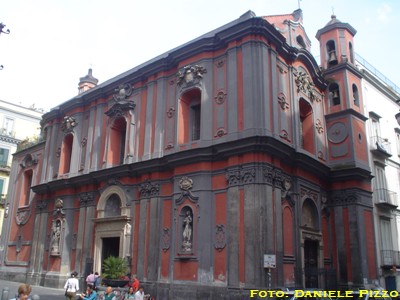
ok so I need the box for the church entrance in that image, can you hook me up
[304,239,319,288]
[102,237,120,260]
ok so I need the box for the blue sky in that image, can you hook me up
[0,0,398,111]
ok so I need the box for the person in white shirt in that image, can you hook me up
[134,287,144,300]
[64,271,80,300]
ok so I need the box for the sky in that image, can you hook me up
[0,0,399,112]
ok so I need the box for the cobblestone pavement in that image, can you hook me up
[0,279,64,300]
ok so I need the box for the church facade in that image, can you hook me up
[0,10,380,299]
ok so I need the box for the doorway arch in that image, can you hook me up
[94,185,132,274]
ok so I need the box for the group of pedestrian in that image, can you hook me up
[63,270,150,300]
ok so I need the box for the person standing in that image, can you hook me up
[134,286,146,300]
[10,284,32,300]
[64,271,79,300]
[131,275,140,292]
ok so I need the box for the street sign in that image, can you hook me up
[264,254,276,268]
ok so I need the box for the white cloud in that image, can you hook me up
[377,3,392,23]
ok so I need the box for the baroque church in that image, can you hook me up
[0,9,379,299]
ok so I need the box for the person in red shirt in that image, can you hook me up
[131,275,140,292]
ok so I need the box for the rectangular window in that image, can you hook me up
[191,104,201,141]
[0,148,9,166]
[3,117,14,136]
[0,178,4,194]
[395,129,400,157]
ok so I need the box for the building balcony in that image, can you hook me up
[0,128,15,138]
[370,136,392,157]
[381,250,400,267]
[375,188,398,209]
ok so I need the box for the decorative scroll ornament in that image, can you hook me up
[161,228,171,252]
[294,71,316,101]
[139,181,160,198]
[176,176,199,204]
[113,83,133,102]
[226,167,256,186]
[214,224,226,251]
[167,107,175,118]
[176,65,207,86]
[20,154,38,168]
[16,206,31,225]
[215,128,226,138]
[214,90,227,104]
[61,116,78,133]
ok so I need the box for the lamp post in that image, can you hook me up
[0,22,10,70]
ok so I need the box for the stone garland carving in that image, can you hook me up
[81,137,88,147]
[263,165,283,188]
[176,65,207,86]
[56,147,61,158]
[161,228,171,252]
[315,119,324,134]
[80,192,95,207]
[139,181,160,198]
[226,167,256,186]
[214,224,226,251]
[61,116,78,133]
[16,234,23,253]
[176,176,199,204]
[216,59,225,68]
[35,200,48,213]
[278,93,289,111]
[167,107,175,118]
[214,90,227,104]
[113,83,133,102]
[294,71,317,102]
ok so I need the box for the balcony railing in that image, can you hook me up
[375,188,398,207]
[381,250,400,266]
[0,127,15,138]
[370,136,392,156]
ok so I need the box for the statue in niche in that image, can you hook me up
[51,220,61,254]
[182,211,192,252]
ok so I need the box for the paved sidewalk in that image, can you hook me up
[0,280,64,300]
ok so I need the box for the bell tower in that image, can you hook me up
[316,14,369,172]
[316,15,377,288]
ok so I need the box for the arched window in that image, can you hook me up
[326,40,338,67]
[60,133,73,174]
[104,194,122,217]
[302,198,319,230]
[352,84,359,106]
[329,83,340,106]
[178,88,201,144]
[296,35,306,48]
[349,42,354,64]
[109,117,127,165]
[22,169,33,206]
[299,98,315,153]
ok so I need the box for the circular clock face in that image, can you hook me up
[327,122,348,144]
